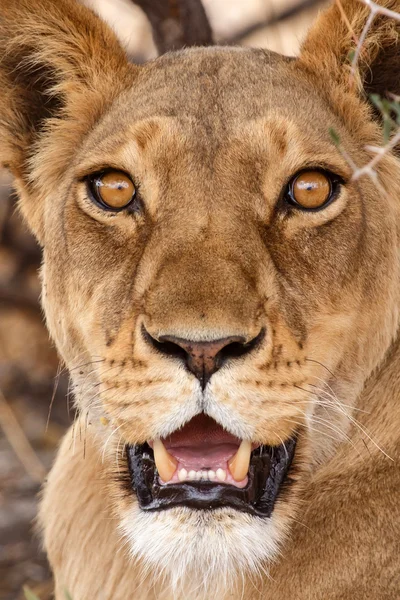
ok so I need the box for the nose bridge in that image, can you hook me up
[144,240,263,340]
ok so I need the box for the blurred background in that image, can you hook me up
[0,1,325,598]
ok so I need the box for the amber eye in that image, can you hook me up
[287,170,333,210]
[88,170,136,211]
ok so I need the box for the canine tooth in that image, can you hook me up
[216,468,227,482]
[178,468,188,482]
[208,470,216,480]
[228,440,252,481]
[153,439,178,482]
[188,470,197,480]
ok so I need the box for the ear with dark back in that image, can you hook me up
[0,0,135,241]
[300,0,400,116]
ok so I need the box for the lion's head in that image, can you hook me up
[1,0,400,597]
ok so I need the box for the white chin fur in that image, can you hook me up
[120,504,283,599]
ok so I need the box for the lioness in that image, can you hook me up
[1,0,399,598]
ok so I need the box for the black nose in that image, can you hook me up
[142,326,265,389]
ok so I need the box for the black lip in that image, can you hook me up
[127,437,296,517]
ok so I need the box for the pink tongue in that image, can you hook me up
[163,414,241,470]
[168,443,239,470]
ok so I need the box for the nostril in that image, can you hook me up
[218,328,266,363]
[142,326,188,360]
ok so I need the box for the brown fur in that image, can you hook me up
[1,0,400,598]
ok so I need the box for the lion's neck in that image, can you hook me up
[355,332,400,453]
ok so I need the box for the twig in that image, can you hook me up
[0,387,46,483]
[351,127,400,180]
[350,0,400,79]
[335,0,359,46]
[332,1,400,182]
[361,0,400,21]
[351,9,376,79]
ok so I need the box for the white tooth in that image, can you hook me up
[188,470,197,480]
[202,470,208,479]
[228,440,252,482]
[196,471,202,480]
[208,470,216,480]
[153,439,178,482]
[216,468,227,482]
[178,468,188,482]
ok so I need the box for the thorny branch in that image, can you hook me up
[353,127,400,180]
[350,0,400,75]
[350,8,375,78]
[333,0,400,183]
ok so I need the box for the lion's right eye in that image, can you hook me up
[87,170,136,211]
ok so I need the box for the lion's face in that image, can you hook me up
[32,46,400,593]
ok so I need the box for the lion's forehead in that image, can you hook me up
[84,46,345,157]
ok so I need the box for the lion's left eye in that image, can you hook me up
[87,169,136,211]
[285,170,337,211]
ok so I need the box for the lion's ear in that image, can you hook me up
[300,0,400,101]
[0,0,134,242]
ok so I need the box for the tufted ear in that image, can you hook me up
[300,0,400,109]
[0,0,134,242]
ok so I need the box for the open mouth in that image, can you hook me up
[127,414,296,517]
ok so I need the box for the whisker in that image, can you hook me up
[46,360,63,432]
[307,382,369,413]
[305,358,335,378]
[307,376,370,413]
[310,414,355,446]
[274,432,289,461]
[80,361,123,391]
[102,424,124,463]
[66,377,74,420]
[84,385,120,410]
[286,397,361,455]
[69,357,106,374]
[298,406,363,459]
[306,378,393,460]
[83,410,89,459]
[284,417,349,446]
[115,433,125,473]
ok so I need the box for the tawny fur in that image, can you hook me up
[1,0,400,598]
